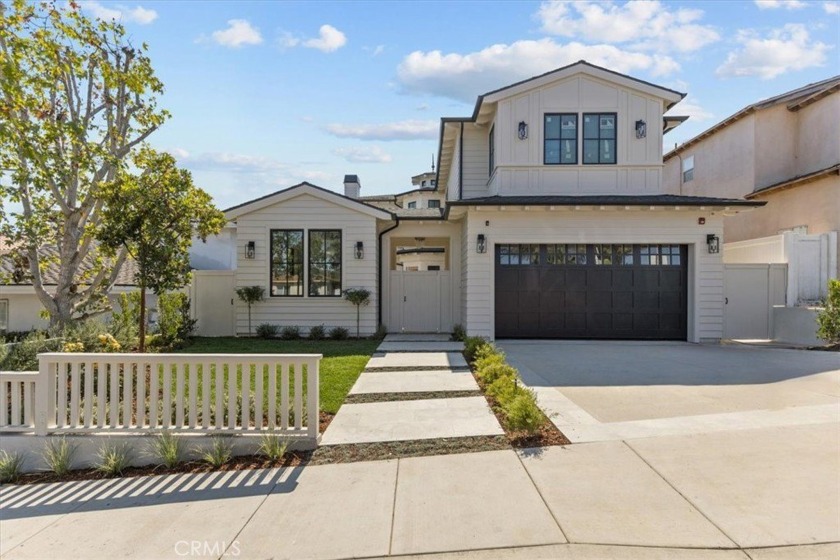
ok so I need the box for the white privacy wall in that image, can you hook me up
[460,208,726,343]
[233,193,379,336]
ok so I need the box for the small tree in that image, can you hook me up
[236,286,264,336]
[98,149,225,351]
[816,279,840,346]
[343,288,371,339]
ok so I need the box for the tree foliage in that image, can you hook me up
[236,285,264,336]
[97,149,224,350]
[343,287,370,339]
[0,0,168,327]
[816,279,840,345]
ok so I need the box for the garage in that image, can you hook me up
[494,243,687,340]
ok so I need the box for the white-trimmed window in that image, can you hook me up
[0,299,8,332]
[682,155,694,182]
[407,201,417,209]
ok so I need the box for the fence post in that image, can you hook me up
[34,354,52,436]
[307,357,320,439]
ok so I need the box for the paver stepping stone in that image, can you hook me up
[376,341,465,352]
[350,370,478,395]
[320,397,503,445]
[365,351,468,370]
[390,450,565,555]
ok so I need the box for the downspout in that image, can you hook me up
[459,122,464,200]
[377,216,400,328]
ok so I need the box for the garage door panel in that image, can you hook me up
[495,244,687,340]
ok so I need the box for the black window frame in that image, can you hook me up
[427,199,441,209]
[544,113,578,165]
[269,229,304,297]
[582,112,617,165]
[308,229,343,297]
[488,125,495,175]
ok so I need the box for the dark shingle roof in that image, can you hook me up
[447,194,766,207]
[0,243,139,286]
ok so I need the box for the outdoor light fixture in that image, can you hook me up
[518,121,529,140]
[635,119,647,139]
[706,234,720,254]
[476,234,487,254]
[245,241,256,259]
[355,241,364,259]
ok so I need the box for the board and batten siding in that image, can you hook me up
[461,123,491,200]
[233,193,379,336]
[446,132,462,201]
[460,209,725,342]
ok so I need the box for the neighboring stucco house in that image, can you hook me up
[217,61,764,342]
[662,76,839,280]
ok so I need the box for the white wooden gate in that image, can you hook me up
[388,271,452,333]
[190,271,235,337]
[723,264,787,339]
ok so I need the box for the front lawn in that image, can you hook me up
[177,337,379,414]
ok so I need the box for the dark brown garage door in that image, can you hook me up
[495,244,687,340]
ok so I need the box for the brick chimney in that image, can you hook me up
[343,174,360,199]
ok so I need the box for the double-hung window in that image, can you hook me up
[682,155,695,182]
[544,114,577,164]
[270,230,304,296]
[583,113,616,164]
[428,199,441,209]
[308,230,342,296]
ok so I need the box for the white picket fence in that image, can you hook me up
[0,353,321,442]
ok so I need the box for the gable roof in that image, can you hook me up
[665,75,840,161]
[0,242,139,286]
[224,182,393,221]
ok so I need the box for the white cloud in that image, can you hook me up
[666,95,713,122]
[397,39,680,102]
[754,0,807,9]
[416,103,429,111]
[324,120,438,141]
[167,147,190,159]
[179,152,286,173]
[332,146,393,164]
[372,45,385,56]
[536,1,719,53]
[824,1,840,13]
[716,24,831,79]
[80,1,158,24]
[303,24,347,53]
[211,19,263,48]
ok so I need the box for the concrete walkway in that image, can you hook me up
[321,338,504,446]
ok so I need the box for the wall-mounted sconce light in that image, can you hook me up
[635,119,647,139]
[355,241,364,260]
[245,241,256,259]
[698,217,706,225]
[476,234,487,254]
[518,121,528,140]
[706,234,720,254]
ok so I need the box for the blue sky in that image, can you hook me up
[82,0,840,208]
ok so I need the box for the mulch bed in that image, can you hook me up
[344,390,481,404]
[306,435,510,465]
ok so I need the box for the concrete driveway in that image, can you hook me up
[499,340,840,550]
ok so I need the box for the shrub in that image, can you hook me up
[478,363,518,385]
[343,288,371,338]
[328,326,349,340]
[96,441,132,477]
[58,319,108,350]
[110,292,141,349]
[463,336,488,363]
[308,324,326,340]
[257,433,290,462]
[1,331,61,371]
[474,346,505,373]
[236,286,265,336]
[280,325,301,340]
[42,437,77,476]
[451,324,466,342]
[147,431,184,469]
[156,292,197,347]
[371,323,388,340]
[817,279,840,345]
[198,436,232,467]
[255,323,279,339]
[486,374,518,404]
[0,451,24,483]
[503,390,544,434]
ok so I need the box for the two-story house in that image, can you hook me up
[206,61,764,341]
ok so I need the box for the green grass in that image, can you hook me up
[177,337,379,414]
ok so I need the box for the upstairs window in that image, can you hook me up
[428,199,441,209]
[682,155,695,182]
[407,201,417,209]
[270,230,304,296]
[488,125,495,174]
[583,113,616,164]
[545,114,577,165]
[308,230,342,296]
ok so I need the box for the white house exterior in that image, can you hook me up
[201,61,764,342]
